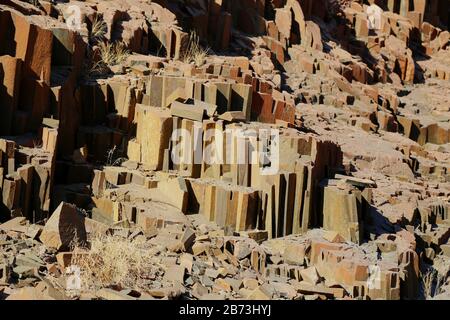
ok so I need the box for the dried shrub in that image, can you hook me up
[421,267,445,299]
[70,234,156,291]
[182,31,209,67]
[86,41,129,76]
[98,41,129,67]
[90,16,107,44]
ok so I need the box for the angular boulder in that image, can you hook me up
[39,202,87,251]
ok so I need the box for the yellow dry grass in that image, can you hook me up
[87,41,129,75]
[182,31,209,67]
[90,16,107,44]
[70,234,155,291]
[421,267,445,299]
[98,41,129,66]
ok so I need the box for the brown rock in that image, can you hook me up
[39,202,87,251]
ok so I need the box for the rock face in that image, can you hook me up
[39,202,87,251]
[0,0,449,301]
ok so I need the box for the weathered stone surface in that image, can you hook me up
[39,202,87,251]
[0,0,448,302]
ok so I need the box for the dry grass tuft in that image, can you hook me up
[422,269,435,299]
[87,41,129,75]
[421,267,445,299]
[71,234,155,291]
[182,31,209,67]
[98,41,130,67]
[90,16,107,44]
[105,145,128,167]
[86,60,109,76]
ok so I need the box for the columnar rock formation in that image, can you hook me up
[0,0,449,300]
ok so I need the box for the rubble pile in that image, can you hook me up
[0,0,449,300]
